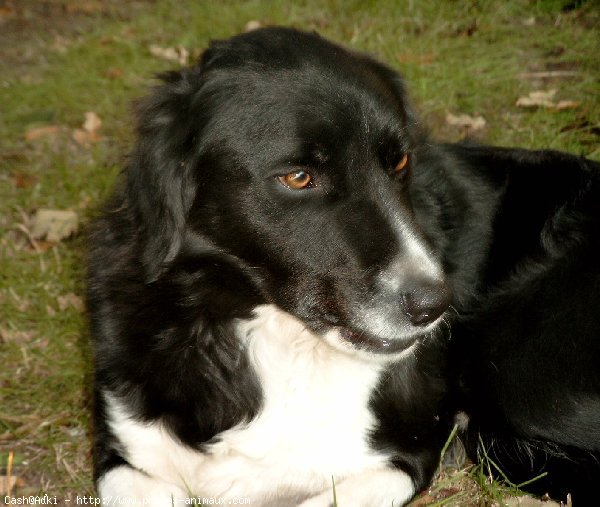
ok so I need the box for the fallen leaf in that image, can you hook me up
[0,5,16,23]
[245,20,262,32]
[516,90,580,111]
[12,173,38,189]
[555,100,580,110]
[397,53,435,65]
[83,111,102,132]
[446,113,487,131]
[408,493,435,507]
[24,125,59,141]
[72,128,102,145]
[30,209,79,243]
[72,111,103,145]
[522,16,536,26]
[149,45,189,65]
[65,1,103,15]
[105,67,124,79]
[516,89,557,108]
[57,293,84,312]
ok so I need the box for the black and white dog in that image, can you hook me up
[87,27,600,505]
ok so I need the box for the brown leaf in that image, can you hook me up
[30,209,79,242]
[12,173,38,189]
[397,53,435,65]
[516,89,557,108]
[149,45,189,65]
[446,113,486,131]
[72,128,102,145]
[83,111,102,133]
[408,493,435,507]
[65,1,103,15]
[0,6,16,23]
[516,90,580,111]
[555,100,580,111]
[105,67,124,79]
[245,20,262,32]
[24,125,59,141]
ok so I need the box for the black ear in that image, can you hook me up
[127,67,204,283]
[368,60,424,143]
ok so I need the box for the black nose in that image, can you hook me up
[402,281,451,326]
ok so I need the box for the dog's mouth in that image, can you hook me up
[336,326,418,354]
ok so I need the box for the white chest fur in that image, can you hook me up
[102,305,394,503]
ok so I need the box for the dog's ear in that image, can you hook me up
[127,66,204,283]
[369,61,424,143]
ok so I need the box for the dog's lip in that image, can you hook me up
[337,327,416,354]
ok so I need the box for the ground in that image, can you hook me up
[0,0,598,505]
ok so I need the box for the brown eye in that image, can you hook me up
[278,170,314,190]
[395,153,409,174]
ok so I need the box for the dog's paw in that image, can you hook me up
[298,469,415,507]
[97,465,189,507]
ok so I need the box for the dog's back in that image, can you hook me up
[445,145,600,503]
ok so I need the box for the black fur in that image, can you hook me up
[88,27,600,503]
[446,146,600,503]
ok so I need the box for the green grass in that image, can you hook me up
[0,0,598,501]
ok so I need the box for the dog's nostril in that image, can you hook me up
[402,283,451,327]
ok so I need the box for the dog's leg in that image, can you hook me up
[97,465,189,507]
[298,468,415,507]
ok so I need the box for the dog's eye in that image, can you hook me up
[394,153,409,174]
[278,170,314,190]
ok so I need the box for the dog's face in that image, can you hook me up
[131,28,450,356]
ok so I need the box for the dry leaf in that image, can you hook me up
[516,90,580,111]
[72,128,102,145]
[30,209,79,243]
[83,111,102,132]
[0,5,16,23]
[24,125,59,141]
[408,493,435,507]
[72,111,102,145]
[149,45,189,65]
[65,1,103,15]
[446,113,486,131]
[105,67,124,79]
[12,173,38,189]
[555,100,580,110]
[516,89,557,108]
[245,20,262,32]
[397,53,435,65]
[57,293,84,312]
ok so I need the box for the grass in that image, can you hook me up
[0,0,598,502]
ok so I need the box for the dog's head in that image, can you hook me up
[127,27,450,356]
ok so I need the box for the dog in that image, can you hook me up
[87,27,600,506]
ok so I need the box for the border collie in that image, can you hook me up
[87,27,600,506]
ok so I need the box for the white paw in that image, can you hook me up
[298,469,415,507]
[97,465,189,507]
